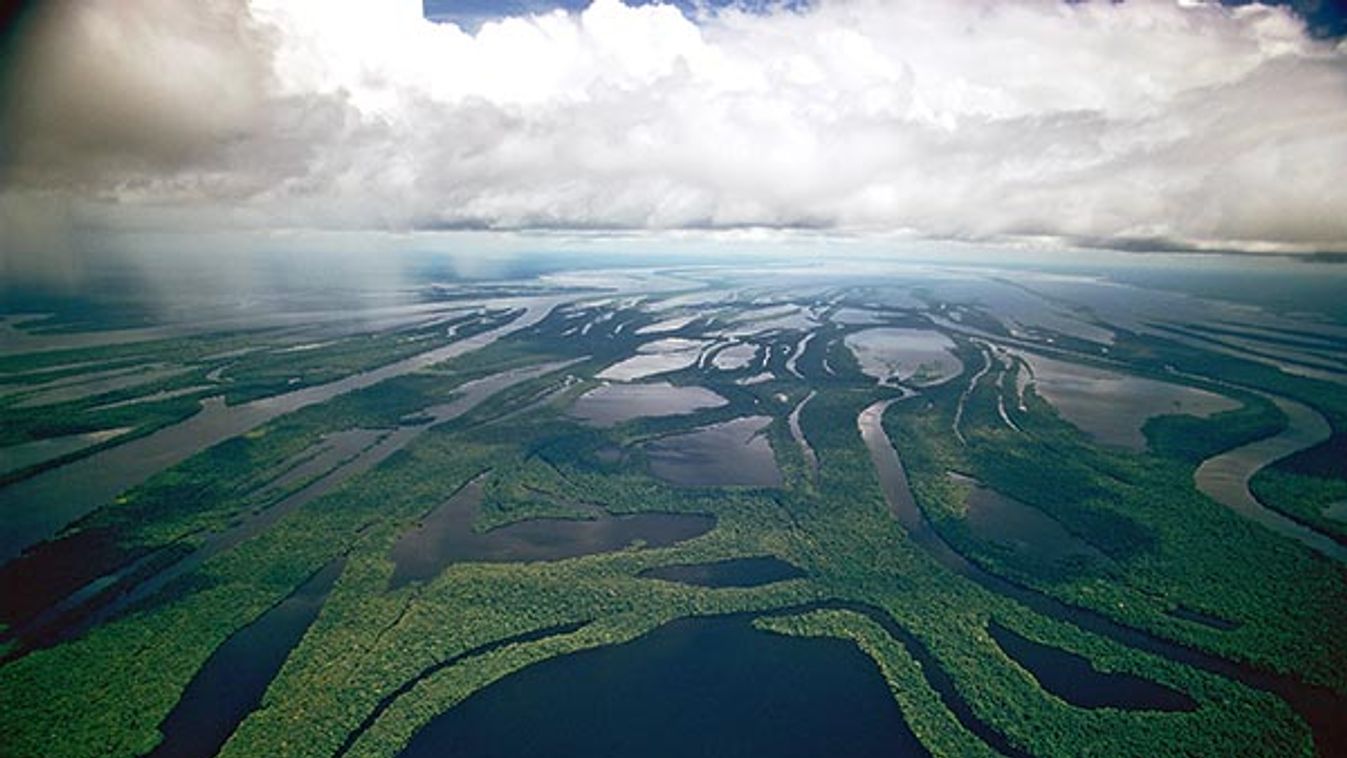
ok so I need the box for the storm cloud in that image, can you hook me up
[3,0,1346,254]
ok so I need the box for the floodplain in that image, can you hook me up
[1,252,1345,758]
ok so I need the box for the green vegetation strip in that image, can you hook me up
[0,294,1329,758]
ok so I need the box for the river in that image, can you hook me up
[1194,393,1345,563]
[857,397,1346,755]
[0,297,567,562]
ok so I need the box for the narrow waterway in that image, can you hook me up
[1193,393,1345,562]
[387,476,714,589]
[0,297,566,562]
[10,361,579,653]
[857,397,1346,756]
[788,390,819,482]
[147,559,344,758]
[924,313,1345,562]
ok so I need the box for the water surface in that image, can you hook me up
[1193,392,1345,563]
[845,328,963,386]
[0,428,131,477]
[388,479,715,588]
[645,416,783,488]
[12,364,192,409]
[949,472,1108,566]
[9,363,578,650]
[596,353,700,382]
[397,614,930,758]
[711,343,758,371]
[788,391,819,481]
[0,297,560,561]
[567,382,726,427]
[857,397,1345,753]
[148,559,343,758]
[639,556,804,587]
[989,621,1197,711]
[1019,352,1238,451]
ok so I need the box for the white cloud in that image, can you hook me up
[3,0,1346,256]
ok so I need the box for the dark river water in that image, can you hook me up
[7,362,580,654]
[645,415,783,488]
[857,397,1347,755]
[388,478,715,588]
[989,621,1196,711]
[0,297,564,562]
[397,613,931,758]
[639,556,805,587]
[148,559,343,758]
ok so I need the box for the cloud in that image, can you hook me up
[2,0,269,190]
[2,0,1346,255]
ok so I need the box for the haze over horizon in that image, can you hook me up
[2,0,1346,285]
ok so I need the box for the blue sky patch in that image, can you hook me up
[424,0,1344,38]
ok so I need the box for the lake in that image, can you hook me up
[645,416,783,488]
[397,613,930,758]
[388,478,715,588]
[1018,352,1238,451]
[989,621,1197,711]
[949,472,1109,567]
[567,382,726,427]
[844,328,963,386]
[639,556,805,587]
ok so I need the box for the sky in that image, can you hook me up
[424,1,813,31]
[428,0,1347,37]
[2,0,1346,282]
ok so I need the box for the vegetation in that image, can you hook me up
[1143,389,1284,463]
[0,280,1338,758]
[884,345,1347,690]
[1249,468,1347,543]
[0,312,509,484]
[755,609,998,758]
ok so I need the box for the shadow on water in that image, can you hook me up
[989,621,1197,711]
[388,478,715,589]
[638,556,805,588]
[858,397,1347,756]
[148,558,344,758]
[396,613,932,758]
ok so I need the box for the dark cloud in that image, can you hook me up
[1,0,271,192]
